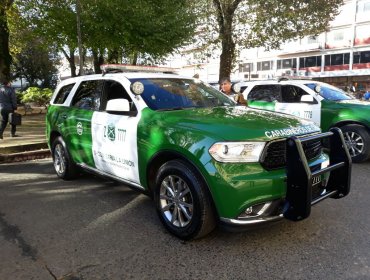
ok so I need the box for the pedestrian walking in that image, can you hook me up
[0,81,18,139]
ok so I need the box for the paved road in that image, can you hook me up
[0,159,369,280]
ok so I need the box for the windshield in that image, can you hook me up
[305,83,352,101]
[129,78,235,110]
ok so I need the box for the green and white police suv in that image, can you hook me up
[46,65,351,240]
[239,79,370,163]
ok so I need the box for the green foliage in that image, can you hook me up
[21,87,53,109]
[15,0,197,72]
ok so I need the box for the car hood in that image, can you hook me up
[157,106,320,141]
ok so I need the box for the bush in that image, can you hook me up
[21,87,53,111]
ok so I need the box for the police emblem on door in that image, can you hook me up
[105,124,116,141]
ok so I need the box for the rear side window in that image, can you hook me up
[248,85,281,102]
[72,80,104,111]
[54,83,75,104]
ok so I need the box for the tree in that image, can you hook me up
[0,0,14,82]
[7,4,60,88]
[21,87,53,111]
[13,39,60,88]
[194,0,344,81]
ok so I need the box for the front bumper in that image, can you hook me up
[218,128,351,228]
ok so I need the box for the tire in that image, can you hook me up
[51,136,78,180]
[154,160,216,240]
[341,124,370,163]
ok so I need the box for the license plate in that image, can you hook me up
[312,175,322,186]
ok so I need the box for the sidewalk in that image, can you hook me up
[0,107,50,164]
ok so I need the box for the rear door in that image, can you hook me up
[66,79,104,166]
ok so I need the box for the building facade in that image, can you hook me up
[237,0,370,92]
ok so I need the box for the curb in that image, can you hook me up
[0,149,51,164]
[0,143,51,164]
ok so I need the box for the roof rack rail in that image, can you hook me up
[101,64,178,75]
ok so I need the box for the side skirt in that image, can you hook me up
[77,163,146,193]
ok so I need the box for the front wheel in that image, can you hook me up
[51,136,78,180]
[341,124,370,163]
[154,160,216,240]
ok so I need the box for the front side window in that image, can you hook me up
[305,83,352,101]
[129,78,235,111]
[102,80,136,111]
[281,85,314,103]
[248,85,281,102]
[72,80,104,110]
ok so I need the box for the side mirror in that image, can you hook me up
[106,98,130,112]
[314,84,321,94]
[300,95,314,103]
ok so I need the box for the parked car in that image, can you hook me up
[46,65,351,240]
[238,79,370,163]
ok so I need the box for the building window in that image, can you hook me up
[257,61,273,71]
[357,0,370,13]
[324,53,350,66]
[299,56,321,68]
[333,32,344,41]
[239,63,253,72]
[354,51,370,63]
[277,58,296,70]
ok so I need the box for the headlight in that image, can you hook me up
[209,142,266,163]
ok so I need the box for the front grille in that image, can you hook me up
[261,138,322,170]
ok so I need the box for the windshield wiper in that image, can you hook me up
[157,107,186,111]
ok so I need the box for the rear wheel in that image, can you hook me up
[341,124,370,163]
[154,160,216,240]
[51,136,78,180]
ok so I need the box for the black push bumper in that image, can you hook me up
[284,127,352,221]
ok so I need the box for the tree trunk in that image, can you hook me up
[92,49,104,74]
[132,52,138,65]
[0,0,14,82]
[219,29,235,82]
[61,48,77,77]
[76,0,84,76]
[212,0,242,82]
[107,49,119,64]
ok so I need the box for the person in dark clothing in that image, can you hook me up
[0,81,18,139]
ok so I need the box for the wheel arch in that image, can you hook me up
[330,120,370,133]
[145,150,219,216]
[49,130,62,150]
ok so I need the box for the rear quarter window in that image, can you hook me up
[248,85,281,102]
[53,83,75,104]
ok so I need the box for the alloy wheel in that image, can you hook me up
[53,143,66,176]
[343,131,364,157]
[159,175,194,228]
